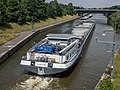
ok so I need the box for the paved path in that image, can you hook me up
[0,30,33,56]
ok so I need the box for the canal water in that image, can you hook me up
[0,14,120,90]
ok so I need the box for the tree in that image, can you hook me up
[67,3,75,15]
[60,4,68,16]
[7,0,20,22]
[46,0,63,18]
[109,11,120,33]
[47,0,58,18]
[26,0,46,21]
[17,0,30,24]
[0,0,9,26]
[56,3,63,17]
[37,0,46,19]
[6,0,29,24]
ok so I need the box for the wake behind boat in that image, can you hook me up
[20,20,95,75]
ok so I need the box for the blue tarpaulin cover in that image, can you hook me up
[35,45,56,52]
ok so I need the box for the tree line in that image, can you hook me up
[104,5,120,10]
[0,0,75,26]
[106,5,120,33]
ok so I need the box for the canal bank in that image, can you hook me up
[94,60,112,90]
[95,47,120,90]
[0,16,80,64]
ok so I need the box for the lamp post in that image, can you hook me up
[0,11,1,21]
[95,25,116,80]
[111,22,116,80]
[31,17,35,32]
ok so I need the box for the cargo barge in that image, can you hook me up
[20,20,95,75]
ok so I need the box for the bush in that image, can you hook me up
[99,77,113,90]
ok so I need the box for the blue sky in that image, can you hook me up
[46,0,120,8]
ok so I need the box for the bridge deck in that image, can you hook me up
[75,9,119,14]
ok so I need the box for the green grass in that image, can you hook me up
[0,15,79,45]
[99,76,113,90]
[113,49,120,90]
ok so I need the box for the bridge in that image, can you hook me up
[75,9,119,15]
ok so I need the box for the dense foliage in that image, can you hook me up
[108,11,120,33]
[0,0,75,26]
[106,5,120,33]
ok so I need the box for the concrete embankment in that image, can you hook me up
[0,17,80,64]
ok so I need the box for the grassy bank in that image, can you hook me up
[99,76,113,90]
[0,15,79,45]
[97,49,120,90]
[96,63,113,90]
[113,49,120,90]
